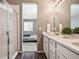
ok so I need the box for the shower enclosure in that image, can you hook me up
[0,0,18,59]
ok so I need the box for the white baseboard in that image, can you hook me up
[36,51,44,53]
[19,51,44,53]
[11,52,18,59]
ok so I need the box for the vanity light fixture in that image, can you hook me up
[58,0,65,7]
[53,0,65,7]
[53,0,59,7]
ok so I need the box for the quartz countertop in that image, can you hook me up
[43,32,79,55]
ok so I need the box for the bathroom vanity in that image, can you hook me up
[43,32,79,59]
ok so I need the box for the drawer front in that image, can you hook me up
[57,44,79,59]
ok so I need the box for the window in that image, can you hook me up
[24,22,33,31]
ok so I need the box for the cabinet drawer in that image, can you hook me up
[57,44,79,59]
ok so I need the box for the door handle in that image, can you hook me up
[6,31,9,35]
[6,31,10,59]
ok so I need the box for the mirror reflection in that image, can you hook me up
[71,4,79,29]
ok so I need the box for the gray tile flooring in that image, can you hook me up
[22,42,37,51]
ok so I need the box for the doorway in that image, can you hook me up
[22,3,38,51]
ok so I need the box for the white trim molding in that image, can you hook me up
[11,52,18,59]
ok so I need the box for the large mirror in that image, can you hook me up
[71,4,79,29]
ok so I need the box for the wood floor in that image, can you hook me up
[15,52,47,59]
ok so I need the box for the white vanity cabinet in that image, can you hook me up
[57,44,79,59]
[43,36,49,59]
[57,52,67,59]
[43,36,56,59]
[49,39,56,59]
[43,34,79,59]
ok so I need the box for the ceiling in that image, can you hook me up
[7,0,20,5]
[7,0,37,5]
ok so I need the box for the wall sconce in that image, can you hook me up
[53,0,65,7]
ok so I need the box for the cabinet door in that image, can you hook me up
[43,36,49,59]
[50,50,55,59]
[57,44,79,59]
[0,8,8,59]
[57,52,67,59]
[49,40,55,59]
[43,37,46,53]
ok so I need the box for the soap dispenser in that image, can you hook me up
[47,23,51,32]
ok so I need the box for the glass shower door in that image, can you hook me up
[7,6,17,59]
[0,3,8,59]
[0,1,18,59]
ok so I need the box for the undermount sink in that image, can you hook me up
[72,42,79,47]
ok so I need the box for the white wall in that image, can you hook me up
[22,3,37,19]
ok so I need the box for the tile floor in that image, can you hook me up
[22,42,37,51]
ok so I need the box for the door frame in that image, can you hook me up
[20,2,38,51]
